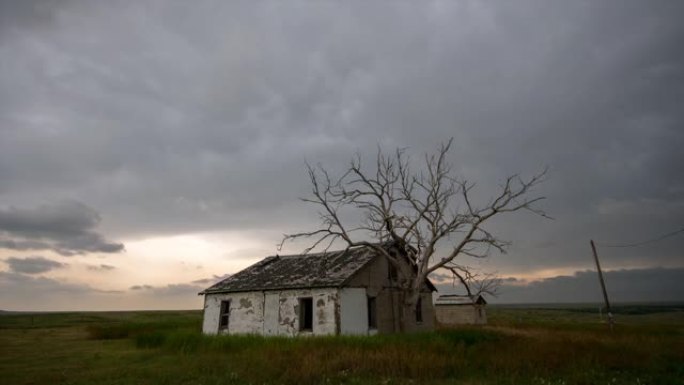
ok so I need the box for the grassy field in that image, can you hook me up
[1,305,683,385]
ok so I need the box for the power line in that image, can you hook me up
[596,226,684,248]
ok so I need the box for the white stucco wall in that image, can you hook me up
[202,288,339,336]
[263,292,280,335]
[273,288,338,336]
[339,288,369,335]
[202,291,265,335]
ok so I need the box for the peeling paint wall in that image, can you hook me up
[202,291,264,335]
[263,292,280,335]
[202,288,339,336]
[202,252,437,336]
[273,288,338,336]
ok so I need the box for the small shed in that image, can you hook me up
[434,294,487,325]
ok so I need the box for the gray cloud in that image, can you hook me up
[491,267,684,304]
[129,284,154,291]
[0,271,202,311]
[0,271,116,295]
[0,0,681,279]
[129,283,203,296]
[0,201,124,256]
[191,274,230,285]
[154,284,204,296]
[86,264,116,271]
[5,256,65,274]
[428,273,452,284]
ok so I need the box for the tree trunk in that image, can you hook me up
[398,290,421,332]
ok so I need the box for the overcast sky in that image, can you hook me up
[1,0,683,311]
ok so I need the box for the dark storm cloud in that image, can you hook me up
[5,256,65,274]
[0,201,124,256]
[0,0,682,277]
[493,267,684,303]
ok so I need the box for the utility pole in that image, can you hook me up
[590,240,614,331]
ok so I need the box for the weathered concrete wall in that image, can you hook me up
[375,289,399,333]
[202,288,339,336]
[346,253,398,333]
[263,292,280,335]
[346,254,436,333]
[202,252,437,335]
[273,288,338,336]
[435,305,487,325]
[202,291,265,335]
[408,291,436,332]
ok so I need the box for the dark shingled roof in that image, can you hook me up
[435,294,487,305]
[200,246,377,294]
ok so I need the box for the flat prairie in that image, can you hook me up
[1,305,682,385]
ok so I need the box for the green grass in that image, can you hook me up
[1,306,683,385]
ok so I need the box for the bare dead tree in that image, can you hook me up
[281,139,548,330]
[444,267,502,298]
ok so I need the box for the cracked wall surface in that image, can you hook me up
[202,291,265,335]
[202,288,338,335]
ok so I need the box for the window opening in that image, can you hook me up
[299,297,313,331]
[388,264,397,281]
[367,296,377,329]
[219,300,230,331]
[415,296,423,323]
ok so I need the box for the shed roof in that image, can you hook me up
[200,246,377,294]
[435,294,487,306]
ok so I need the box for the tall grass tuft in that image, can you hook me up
[135,330,167,348]
[122,325,684,385]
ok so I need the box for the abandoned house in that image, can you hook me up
[199,245,436,336]
[434,294,488,325]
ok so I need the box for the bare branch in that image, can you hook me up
[281,139,549,330]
